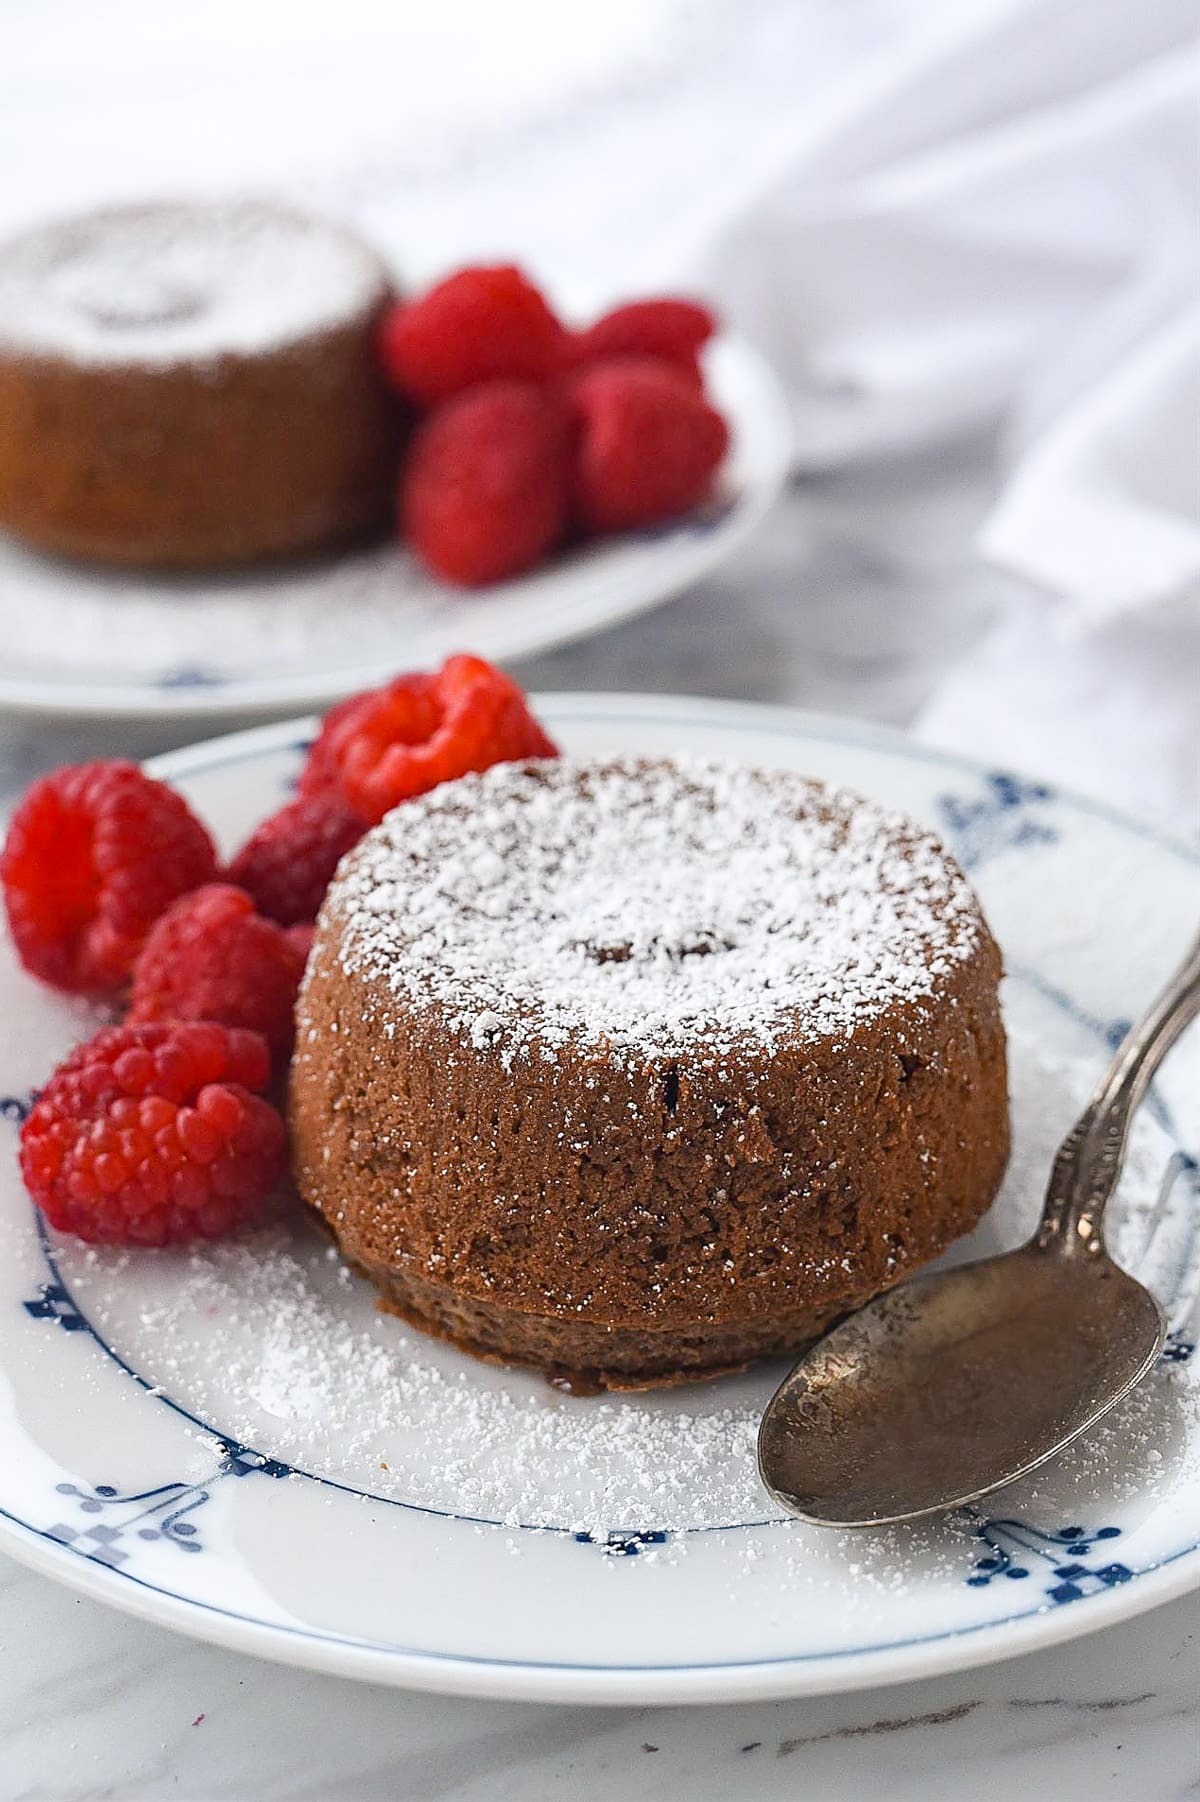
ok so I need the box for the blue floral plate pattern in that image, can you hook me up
[0,695,1195,1703]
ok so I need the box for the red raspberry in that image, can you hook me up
[557,351,703,405]
[288,923,315,963]
[303,654,557,825]
[295,692,370,800]
[226,791,367,926]
[379,266,567,406]
[401,381,571,586]
[128,883,311,1057]
[570,298,716,380]
[570,357,730,533]
[19,1020,285,1246]
[1,760,217,996]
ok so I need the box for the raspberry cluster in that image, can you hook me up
[379,267,730,586]
[3,656,556,1245]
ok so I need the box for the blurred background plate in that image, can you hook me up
[0,334,791,723]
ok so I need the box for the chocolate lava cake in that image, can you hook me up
[290,757,1009,1389]
[0,200,399,566]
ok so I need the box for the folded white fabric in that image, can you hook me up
[683,0,1199,824]
[694,12,1193,435]
[982,305,1200,622]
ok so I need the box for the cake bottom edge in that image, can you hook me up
[339,1242,860,1394]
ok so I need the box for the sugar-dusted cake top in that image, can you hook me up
[0,200,390,366]
[326,756,988,1066]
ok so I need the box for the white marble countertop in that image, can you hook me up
[0,1552,1196,1802]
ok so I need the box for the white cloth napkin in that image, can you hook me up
[681,0,1200,829]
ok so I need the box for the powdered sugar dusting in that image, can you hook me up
[327,757,984,1067]
[0,201,388,365]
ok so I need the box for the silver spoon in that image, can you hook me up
[758,927,1200,1528]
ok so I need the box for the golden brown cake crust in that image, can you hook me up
[290,757,1009,1389]
[0,202,402,567]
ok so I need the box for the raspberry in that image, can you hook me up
[557,351,703,406]
[1,760,217,996]
[570,298,716,379]
[379,266,567,406]
[128,883,311,1057]
[227,791,366,926]
[570,357,729,533]
[303,654,557,825]
[401,381,571,586]
[295,692,370,800]
[288,923,315,963]
[19,1021,285,1246]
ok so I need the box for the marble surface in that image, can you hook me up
[0,1553,1196,1802]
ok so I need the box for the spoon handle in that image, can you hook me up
[1036,926,1200,1254]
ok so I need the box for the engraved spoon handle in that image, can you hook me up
[1037,926,1200,1254]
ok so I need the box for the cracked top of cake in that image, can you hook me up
[320,755,988,1067]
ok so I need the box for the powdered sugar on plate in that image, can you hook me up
[58,1021,1199,1548]
[328,756,985,1066]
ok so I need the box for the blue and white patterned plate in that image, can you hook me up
[0,338,791,723]
[0,695,1197,1704]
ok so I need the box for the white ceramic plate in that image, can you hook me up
[0,694,1197,1705]
[0,338,791,723]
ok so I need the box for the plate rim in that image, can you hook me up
[0,337,793,724]
[0,691,1196,1704]
[0,1501,1197,1706]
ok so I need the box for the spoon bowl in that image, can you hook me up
[758,1242,1165,1527]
